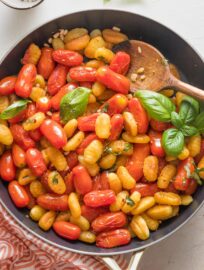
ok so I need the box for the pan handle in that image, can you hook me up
[101,250,144,270]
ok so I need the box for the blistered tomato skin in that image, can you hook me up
[69,66,97,82]
[100,94,128,116]
[109,114,124,141]
[37,48,55,80]
[72,165,93,195]
[26,148,47,176]
[96,66,130,94]
[149,130,165,158]
[81,205,108,223]
[12,144,26,168]
[0,151,16,181]
[40,119,67,149]
[0,76,16,95]
[78,113,99,132]
[47,64,67,96]
[15,64,37,98]
[10,124,35,150]
[37,194,69,211]
[8,181,30,208]
[109,51,130,75]
[131,183,159,197]
[53,221,81,240]
[96,229,131,248]
[84,190,116,207]
[52,50,83,66]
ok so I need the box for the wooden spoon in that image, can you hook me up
[115,40,204,100]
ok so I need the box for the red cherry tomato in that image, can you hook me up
[92,212,127,233]
[51,82,78,110]
[26,148,47,176]
[47,64,67,95]
[81,205,108,223]
[84,190,116,207]
[150,119,169,132]
[174,157,195,191]
[8,181,30,208]
[128,98,149,134]
[149,130,165,157]
[51,112,61,124]
[131,183,159,197]
[53,221,81,240]
[0,76,16,95]
[109,51,130,75]
[72,165,93,195]
[76,133,98,155]
[126,143,150,181]
[37,194,69,211]
[109,114,124,141]
[52,49,83,66]
[15,64,37,98]
[12,144,26,168]
[77,113,99,132]
[96,66,130,94]
[64,172,75,195]
[96,229,131,248]
[69,66,96,82]
[10,124,35,150]
[25,103,37,119]
[185,179,198,195]
[80,81,93,88]
[92,172,110,191]
[8,109,27,124]
[37,47,55,79]
[100,94,128,116]
[66,152,78,170]
[40,119,67,149]
[29,128,42,142]
[36,96,51,112]
[0,151,16,181]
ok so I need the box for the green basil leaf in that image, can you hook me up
[60,87,91,123]
[0,99,30,120]
[171,112,183,128]
[135,90,175,122]
[126,197,135,206]
[179,101,197,124]
[162,128,184,156]
[180,125,199,137]
[194,112,204,133]
[182,96,199,114]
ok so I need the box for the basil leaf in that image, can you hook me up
[179,101,197,124]
[182,96,199,115]
[135,90,175,122]
[194,112,204,133]
[60,87,91,123]
[171,112,183,128]
[180,125,199,137]
[0,99,30,120]
[162,128,184,156]
[126,197,135,206]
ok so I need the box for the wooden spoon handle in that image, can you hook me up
[170,76,204,101]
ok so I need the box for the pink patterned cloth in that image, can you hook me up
[0,203,127,270]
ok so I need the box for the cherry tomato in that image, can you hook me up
[0,151,16,181]
[10,124,35,150]
[72,165,93,195]
[149,130,165,157]
[96,229,131,248]
[109,51,130,75]
[25,103,37,119]
[185,179,198,195]
[76,133,98,155]
[51,112,61,124]
[109,114,124,141]
[40,119,67,149]
[77,113,99,132]
[53,221,81,240]
[37,194,69,211]
[36,96,51,112]
[150,119,169,132]
[174,157,195,191]
[64,172,75,194]
[96,66,130,94]
[15,64,37,98]
[69,66,96,82]
[52,49,83,66]
[195,139,204,164]
[51,82,78,110]
[37,47,55,79]
[12,144,26,168]
[128,98,149,134]
[0,76,16,95]
[81,205,108,223]
[92,212,127,233]
[29,128,42,142]
[26,148,47,176]
[165,182,179,194]
[131,183,159,197]
[92,172,110,190]
[80,82,93,88]
[100,94,128,116]
[47,64,67,95]
[8,109,26,124]
[126,144,150,181]
[84,190,116,207]
[66,152,78,170]
[8,181,30,208]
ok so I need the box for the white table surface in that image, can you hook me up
[0,0,204,269]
